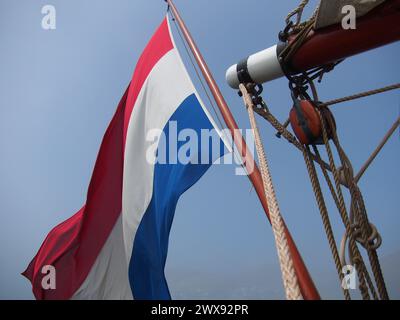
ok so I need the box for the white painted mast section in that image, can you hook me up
[226,45,284,89]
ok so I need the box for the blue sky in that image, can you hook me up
[0,0,399,299]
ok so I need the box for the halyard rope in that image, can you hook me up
[239,84,303,300]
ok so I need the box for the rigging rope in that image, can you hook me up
[303,145,351,300]
[228,0,394,301]
[253,104,333,174]
[326,117,389,299]
[246,80,395,299]
[239,83,303,300]
[355,117,400,182]
[285,0,319,35]
[316,108,377,299]
[282,74,390,299]
[285,0,310,27]
[320,83,400,107]
[251,95,365,300]
[279,0,320,67]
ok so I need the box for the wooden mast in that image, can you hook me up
[165,0,320,300]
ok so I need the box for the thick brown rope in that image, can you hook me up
[239,84,303,300]
[251,97,378,299]
[327,118,389,300]
[303,146,351,300]
[298,76,389,299]
[317,110,374,300]
[249,87,392,299]
[309,78,391,299]
[312,147,379,300]
[312,146,341,211]
[251,97,355,300]
[307,79,382,299]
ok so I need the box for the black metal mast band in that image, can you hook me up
[236,57,254,84]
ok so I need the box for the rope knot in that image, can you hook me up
[353,222,382,251]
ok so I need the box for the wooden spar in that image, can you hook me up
[289,0,400,72]
[165,0,320,300]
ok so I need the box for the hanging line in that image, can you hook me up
[239,83,303,300]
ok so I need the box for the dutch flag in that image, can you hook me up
[23,16,227,300]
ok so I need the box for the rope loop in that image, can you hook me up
[353,222,382,251]
[285,0,310,31]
